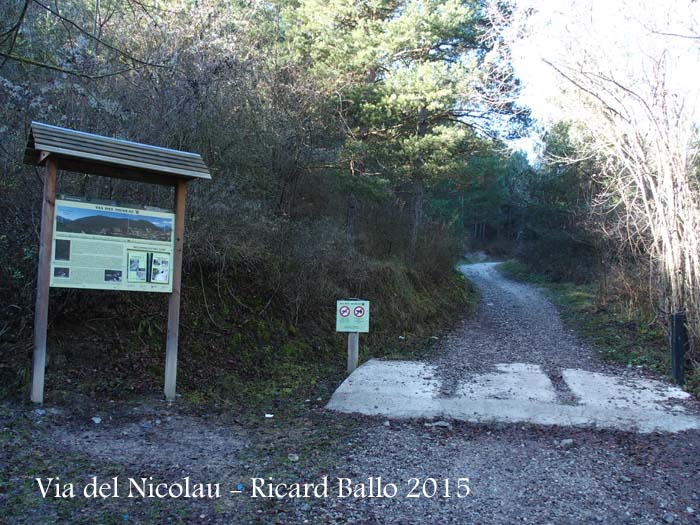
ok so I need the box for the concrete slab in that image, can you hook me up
[562,369,690,410]
[457,363,557,403]
[325,361,441,418]
[326,359,700,433]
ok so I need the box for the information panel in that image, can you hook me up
[336,300,370,333]
[50,199,175,292]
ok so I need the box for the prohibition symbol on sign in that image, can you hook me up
[336,299,369,332]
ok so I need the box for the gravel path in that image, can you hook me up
[6,263,700,524]
[296,263,700,524]
[432,263,615,397]
[287,417,700,525]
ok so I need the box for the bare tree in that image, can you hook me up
[497,0,700,361]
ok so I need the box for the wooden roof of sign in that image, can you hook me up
[24,121,211,186]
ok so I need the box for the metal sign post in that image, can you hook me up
[336,299,370,373]
[671,312,686,386]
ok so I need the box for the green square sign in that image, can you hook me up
[336,300,370,333]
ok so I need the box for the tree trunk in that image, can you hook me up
[409,106,428,260]
[346,192,359,248]
[409,182,424,260]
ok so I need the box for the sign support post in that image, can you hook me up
[31,155,58,404]
[336,299,369,375]
[164,179,186,401]
[347,332,359,373]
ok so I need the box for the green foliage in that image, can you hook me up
[513,122,599,281]
[426,146,530,242]
[687,368,700,398]
[283,0,522,192]
[326,170,392,203]
[496,259,547,284]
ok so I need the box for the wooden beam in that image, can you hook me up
[31,156,58,403]
[164,179,186,400]
[45,156,179,187]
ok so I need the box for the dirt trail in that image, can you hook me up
[4,263,700,524]
[433,262,613,399]
[326,262,700,432]
[437,264,601,367]
[312,263,700,523]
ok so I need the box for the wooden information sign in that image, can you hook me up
[24,122,211,403]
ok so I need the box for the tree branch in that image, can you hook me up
[31,0,172,71]
[0,50,136,79]
[542,58,629,123]
[0,0,30,68]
